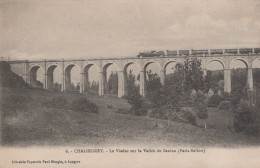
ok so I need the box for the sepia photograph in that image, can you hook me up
[0,0,260,167]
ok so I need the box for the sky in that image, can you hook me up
[1,0,260,61]
[1,0,259,84]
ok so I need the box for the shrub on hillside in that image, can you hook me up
[207,94,224,107]
[129,99,149,116]
[125,83,148,116]
[70,97,99,114]
[107,104,113,108]
[228,94,241,106]
[218,100,231,110]
[116,108,129,114]
[168,111,183,122]
[43,96,68,109]
[147,108,157,118]
[221,92,241,107]
[1,94,27,117]
[182,109,197,125]
[233,101,259,136]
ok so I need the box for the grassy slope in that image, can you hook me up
[1,87,259,147]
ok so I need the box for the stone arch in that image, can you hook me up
[122,61,141,96]
[123,61,141,72]
[143,60,162,81]
[143,60,161,71]
[230,58,249,69]
[64,63,81,91]
[229,58,249,93]
[29,64,44,73]
[83,62,101,93]
[205,59,225,93]
[163,60,179,73]
[206,59,225,70]
[140,60,162,97]
[84,62,101,72]
[29,65,45,87]
[102,62,120,95]
[252,58,260,68]
[46,64,62,91]
[162,60,179,85]
[102,62,120,72]
[64,63,81,72]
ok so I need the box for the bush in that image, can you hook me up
[233,101,259,136]
[147,108,157,118]
[168,111,183,122]
[70,97,98,114]
[107,105,113,108]
[116,108,129,114]
[1,94,27,117]
[43,96,68,109]
[126,91,148,116]
[182,109,197,125]
[220,92,241,107]
[207,94,224,107]
[246,123,259,136]
[218,100,231,110]
[129,103,148,116]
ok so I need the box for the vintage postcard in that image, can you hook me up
[0,0,260,167]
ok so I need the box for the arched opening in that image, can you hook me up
[46,65,62,91]
[144,62,161,79]
[252,59,260,90]
[205,60,224,93]
[143,61,161,96]
[123,62,141,96]
[83,64,100,94]
[65,64,81,92]
[102,63,119,96]
[29,66,44,89]
[164,61,177,85]
[165,61,177,75]
[230,59,248,94]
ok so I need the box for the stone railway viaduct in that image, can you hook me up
[7,52,260,98]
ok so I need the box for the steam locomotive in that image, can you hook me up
[137,48,260,57]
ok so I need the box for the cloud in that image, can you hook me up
[159,14,260,49]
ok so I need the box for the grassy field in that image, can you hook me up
[1,87,259,147]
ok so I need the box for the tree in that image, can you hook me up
[90,81,99,93]
[76,82,80,91]
[161,82,182,126]
[164,58,205,104]
[53,82,61,91]
[233,100,259,135]
[192,91,208,129]
[36,80,43,88]
[107,72,118,94]
[204,70,224,93]
[231,68,247,95]
[125,70,147,116]
[174,58,205,93]
[161,58,207,126]
[146,71,162,106]
[127,70,139,94]
[165,58,205,97]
